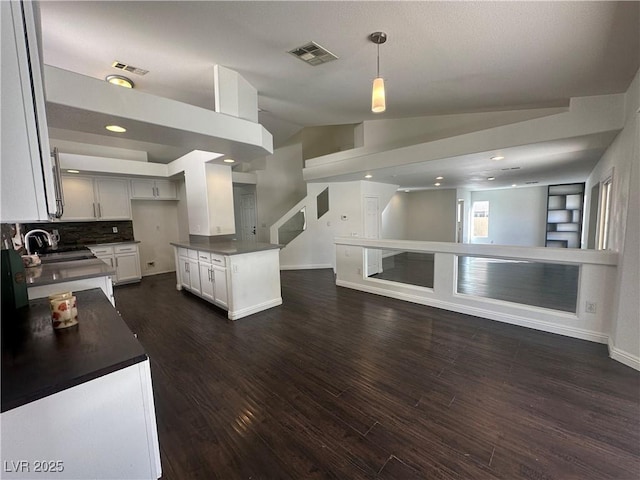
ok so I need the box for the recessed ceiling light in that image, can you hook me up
[365,174,372,179]
[491,155,505,161]
[105,125,126,133]
[436,176,444,180]
[105,75,134,88]
[223,159,235,163]
[512,184,517,187]
[434,182,441,186]
[404,189,410,193]
[487,177,495,181]
[67,169,80,174]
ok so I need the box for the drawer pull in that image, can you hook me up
[212,258,222,263]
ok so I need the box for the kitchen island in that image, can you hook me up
[1,289,161,479]
[25,257,116,306]
[171,239,282,320]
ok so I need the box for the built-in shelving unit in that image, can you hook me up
[545,183,585,248]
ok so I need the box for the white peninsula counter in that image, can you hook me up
[170,240,282,320]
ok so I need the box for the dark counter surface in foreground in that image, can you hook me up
[1,289,146,413]
[25,258,116,287]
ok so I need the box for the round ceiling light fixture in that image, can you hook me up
[223,159,235,163]
[105,75,134,88]
[436,176,444,180]
[434,182,441,186]
[487,176,496,181]
[491,155,505,161]
[105,125,127,133]
[365,174,373,179]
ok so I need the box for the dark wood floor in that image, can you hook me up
[114,270,640,480]
[370,253,578,312]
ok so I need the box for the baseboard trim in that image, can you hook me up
[142,269,175,277]
[228,298,283,320]
[336,279,608,344]
[280,264,333,271]
[608,338,640,371]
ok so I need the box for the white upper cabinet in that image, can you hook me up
[130,179,177,200]
[61,175,131,220]
[61,176,95,220]
[1,1,62,222]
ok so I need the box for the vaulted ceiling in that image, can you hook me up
[39,1,639,187]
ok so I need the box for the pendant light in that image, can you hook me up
[370,31,387,113]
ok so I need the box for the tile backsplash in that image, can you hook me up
[10,221,135,248]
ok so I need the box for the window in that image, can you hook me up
[597,176,612,250]
[472,201,489,238]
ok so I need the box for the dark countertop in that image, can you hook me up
[1,289,147,413]
[25,258,116,288]
[171,239,281,256]
[85,240,141,247]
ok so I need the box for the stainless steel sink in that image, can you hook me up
[39,250,95,263]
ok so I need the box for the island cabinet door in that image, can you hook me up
[179,257,190,290]
[199,263,214,301]
[212,265,228,309]
[187,258,201,294]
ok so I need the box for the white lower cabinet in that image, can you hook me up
[179,253,201,294]
[212,265,228,309]
[173,245,281,320]
[199,262,215,301]
[0,361,161,479]
[88,243,141,285]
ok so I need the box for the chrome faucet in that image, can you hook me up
[24,229,54,255]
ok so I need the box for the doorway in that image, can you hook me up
[233,184,257,241]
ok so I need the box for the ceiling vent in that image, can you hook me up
[288,42,338,66]
[111,61,149,76]
[525,181,539,184]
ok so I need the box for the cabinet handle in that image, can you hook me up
[50,148,64,218]
[115,257,119,268]
[185,262,189,273]
[213,258,221,263]
[109,258,113,268]
[97,203,102,218]
[93,203,96,218]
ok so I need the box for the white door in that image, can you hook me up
[130,179,155,199]
[95,178,131,219]
[115,253,139,283]
[213,266,228,308]
[187,259,201,294]
[61,176,96,220]
[364,196,381,276]
[154,180,176,199]
[199,263,214,301]
[239,193,257,241]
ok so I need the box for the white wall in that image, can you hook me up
[278,181,398,270]
[175,178,189,240]
[380,189,456,242]
[302,124,356,160]
[362,107,567,150]
[405,189,457,242]
[381,192,408,239]
[255,138,306,242]
[586,68,639,369]
[131,201,180,276]
[470,187,547,246]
